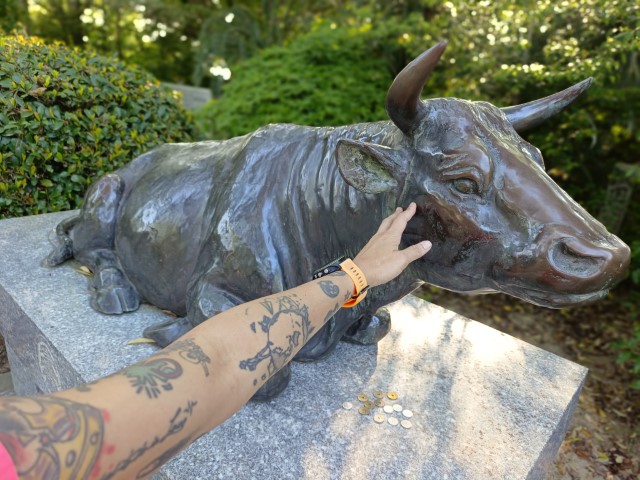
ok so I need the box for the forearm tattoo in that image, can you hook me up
[239,295,314,385]
[102,400,197,480]
[123,358,183,399]
[0,396,105,479]
[164,338,211,377]
[319,280,340,298]
[122,339,212,398]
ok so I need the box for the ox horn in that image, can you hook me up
[502,77,593,131]
[386,40,448,135]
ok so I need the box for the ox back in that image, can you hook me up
[114,122,402,317]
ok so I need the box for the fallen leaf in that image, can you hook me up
[76,265,92,276]
[127,338,156,345]
[576,449,591,460]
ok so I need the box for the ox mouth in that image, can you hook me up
[499,283,609,309]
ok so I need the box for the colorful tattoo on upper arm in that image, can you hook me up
[0,396,105,480]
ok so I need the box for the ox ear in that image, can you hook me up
[336,139,402,194]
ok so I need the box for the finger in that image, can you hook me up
[401,240,432,264]
[376,207,403,234]
[389,202,417,232]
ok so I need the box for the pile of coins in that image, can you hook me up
[342,390,414,429]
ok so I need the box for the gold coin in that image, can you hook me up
[358,406,371,415]
[373,413,385,424]
[373,390,384,399]
[342,402,353,410]
[400,419,413,429]
[357,393,369,402]
[393,404,403,412]
[363,401,375,409]
[387,391,398,400]
[387,417,399,426]
[374,399,385,407]
[383,405,394,414]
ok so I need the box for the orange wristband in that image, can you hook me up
[340,258,369,308]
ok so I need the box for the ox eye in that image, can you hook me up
[452,178,479,195]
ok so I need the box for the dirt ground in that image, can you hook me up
[0,287,637,478]
[421,286,639,479]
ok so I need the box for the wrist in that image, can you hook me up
[339,258,369,307]
[312,257,369,307]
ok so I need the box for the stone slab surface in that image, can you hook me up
[0,212,588,479]
[0,372,14,395]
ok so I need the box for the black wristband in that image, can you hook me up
[312,256,346,280]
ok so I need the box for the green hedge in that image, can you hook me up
[194,22,404,139]
[0,35,198,218]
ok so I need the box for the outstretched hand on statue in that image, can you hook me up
[354,202,432,288]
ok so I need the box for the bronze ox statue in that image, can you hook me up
[46,42,630,399]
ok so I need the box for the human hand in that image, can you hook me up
[353,203,432,288]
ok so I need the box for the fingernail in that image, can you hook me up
[421,241,432,252]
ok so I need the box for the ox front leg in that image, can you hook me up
[341,308,391,345]
[88,250,140,315]
[295,309,356,361]
[143,316,193,348]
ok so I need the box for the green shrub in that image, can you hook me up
[194,21,413,139]
[0,34,198,218]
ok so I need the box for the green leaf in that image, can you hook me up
[0,35,195,220]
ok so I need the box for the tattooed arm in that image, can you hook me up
[0,204,431,480]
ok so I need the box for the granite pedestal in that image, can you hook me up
[0,212,588,479]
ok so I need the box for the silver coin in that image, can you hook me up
[342,401,353,410]
[393,404,403,412]
[383,405,394,414]
[402,409,413,418]
[373,413,385,424]
[388,417,399,426]
[400,419,413,429]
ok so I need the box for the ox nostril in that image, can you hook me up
[550,239,607,278]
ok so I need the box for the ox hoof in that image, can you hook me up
[341,308,391,345]
[91,268,140,314]
[44,241,73,267]
[143,317,193,348]
[294,318,341,362]
[251,364,291,402]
